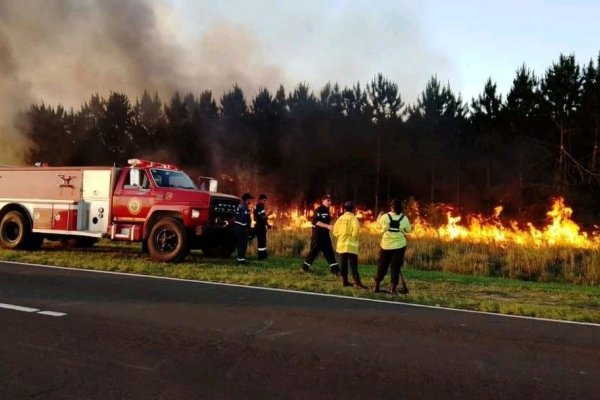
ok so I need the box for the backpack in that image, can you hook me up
[387,213,405,232]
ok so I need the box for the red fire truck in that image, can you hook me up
[0,159,240,262]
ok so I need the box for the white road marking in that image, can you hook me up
[0,302,66,317]
[262,330,297,340]
[0,302,39,313]
[36,311,67,317]
[0,260,598,327]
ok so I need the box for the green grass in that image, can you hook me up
[1,239,599,324]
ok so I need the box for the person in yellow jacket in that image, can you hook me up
[333,201,367,289]
[374,198,411,295]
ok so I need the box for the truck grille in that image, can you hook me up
[209,197,239,216]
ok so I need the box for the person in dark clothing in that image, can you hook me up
[235,192,253,265]
[253,194,271,260]
[302,194,339,275]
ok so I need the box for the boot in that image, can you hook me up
[341,263,351,286]
[373,281,384,293]
[301,261,310,272]
[352,275,367,289]
[330,264,340,276]
[399,273,409,294]
[353,281,368,289]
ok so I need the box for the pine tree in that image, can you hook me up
[540,54,583,190]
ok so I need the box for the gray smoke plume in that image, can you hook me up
[0,20,33,164]
[0,0,284,163]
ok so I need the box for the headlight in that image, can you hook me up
[191,209,200,219]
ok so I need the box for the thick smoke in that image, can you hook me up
[0,21,33,164]
[0,0,284,163]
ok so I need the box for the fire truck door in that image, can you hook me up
[113,169,153,222]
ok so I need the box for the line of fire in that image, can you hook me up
[268,197,600,249]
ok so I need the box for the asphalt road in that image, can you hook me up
[0,261,598,400]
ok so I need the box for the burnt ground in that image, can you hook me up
[0,261,598,400]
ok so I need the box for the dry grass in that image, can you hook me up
[263,230,600,285]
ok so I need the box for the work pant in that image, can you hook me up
[235,226,249,262]
[375,247,406,286]
[255,225,268,260]
[339,253,361,284]
[304,230,338,273]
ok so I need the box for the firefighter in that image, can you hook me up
[302,194,340,275]
[235,192,253,265]
[253,193,271,260]
[333,201,367,288]
[374,198,412,295]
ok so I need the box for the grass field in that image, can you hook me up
[1,231,599,323]
[270,231,600,285]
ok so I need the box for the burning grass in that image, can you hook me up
[271,197,600,249]
[265,197,600,285]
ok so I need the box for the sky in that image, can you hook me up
[171,0,600,104]
[0,0,597,164]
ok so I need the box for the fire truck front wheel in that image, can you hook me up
[0,210,37,250]
[147,217,189,263]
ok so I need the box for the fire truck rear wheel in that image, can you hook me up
[0,211,35,250]
[147,217,189,263]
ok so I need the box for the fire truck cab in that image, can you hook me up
[0,159,240,262]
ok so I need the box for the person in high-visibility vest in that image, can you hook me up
[302,194,339,274]
[333,201,367,288]
[374,198,412,294]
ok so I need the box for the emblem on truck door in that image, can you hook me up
[128,198,142,215]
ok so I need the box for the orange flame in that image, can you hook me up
[269,197,600,249]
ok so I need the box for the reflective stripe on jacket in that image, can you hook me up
[377,212,411,250]
[333,212,360,254]
[235,203,251,228]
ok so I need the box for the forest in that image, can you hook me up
[19,53,600,224]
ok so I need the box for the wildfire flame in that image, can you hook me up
[268,197,600,249]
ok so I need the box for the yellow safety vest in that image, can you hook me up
[378,212,411,250]
[333,212,360,254]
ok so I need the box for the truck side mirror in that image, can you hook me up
[129,168,141,187]
[209,179,218,192]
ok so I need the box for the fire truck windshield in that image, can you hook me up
[150,168,197,190]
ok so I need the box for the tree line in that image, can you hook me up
[19,53,600,224]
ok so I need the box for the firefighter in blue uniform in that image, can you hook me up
[253,194,271,260]
[302,194,340,274]
[235,193,253,264]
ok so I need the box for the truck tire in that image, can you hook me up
[147,217,189,263]
[0,211,35,250]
